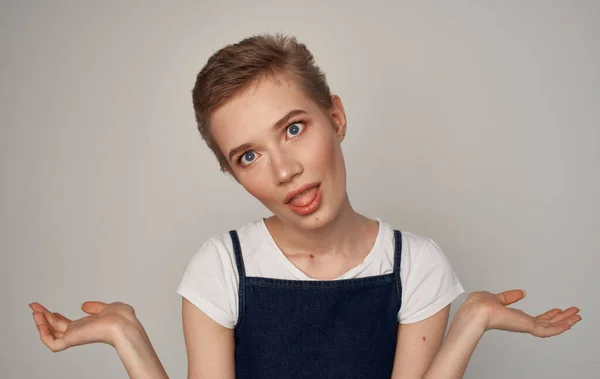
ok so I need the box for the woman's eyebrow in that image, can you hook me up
[271,109,307,131]
[228,142,253,162]
[227,109,308,161]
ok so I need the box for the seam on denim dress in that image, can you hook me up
[230,230,246,329]
[393,230,403,311]
[245,274,395,288]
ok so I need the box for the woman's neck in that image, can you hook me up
[264,198,378,260]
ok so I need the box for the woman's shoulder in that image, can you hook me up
[376,219,464,323]
[375,218,453,273]
[177,221,266,330]
[178,219,265,289]
[375,218,433,252]
[187,219,268,262]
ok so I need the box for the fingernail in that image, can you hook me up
[522,290,527,297]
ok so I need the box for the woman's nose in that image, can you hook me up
[271,149,303,185]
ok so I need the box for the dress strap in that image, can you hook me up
[229,230,246,327]
[393,230,403,309]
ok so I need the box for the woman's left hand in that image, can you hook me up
[462,290,581,338]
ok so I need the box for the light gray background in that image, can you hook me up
[1,1,598,378]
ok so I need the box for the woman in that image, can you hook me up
[30,34,581,379]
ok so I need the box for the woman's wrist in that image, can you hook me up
[423,297,489,379]
[109,315,146,349]
[452,295,490,334]
[111,317,169,379]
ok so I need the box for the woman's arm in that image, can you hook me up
[390,306,450,378]
[30,301,168,379]
[31,290,580,379]
[30,299,235,379]
[421,303,485,378]
[113,319,169,379]
[423,290,581,379]
[182,298,235,379]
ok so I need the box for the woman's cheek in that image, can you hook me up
[321,142,339,173]
[243,181,263,199]
[241,177,275,206]
[304,131,334,168]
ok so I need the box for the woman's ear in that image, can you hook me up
[330,94,347,141]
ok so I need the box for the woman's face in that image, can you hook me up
[210,72,348,231]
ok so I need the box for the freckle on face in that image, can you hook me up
[422,336,426,342]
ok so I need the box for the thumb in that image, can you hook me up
[496,289,527,306]
[81,301,108,315]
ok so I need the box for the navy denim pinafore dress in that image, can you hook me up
[229,229,403,379]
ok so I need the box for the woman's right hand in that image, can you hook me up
[29,301,141,352]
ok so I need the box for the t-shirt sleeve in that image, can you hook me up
[398,238,464,324]
[176,237,239,329]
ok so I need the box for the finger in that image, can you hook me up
[495,289,526,306]
[43,311,69,333]
[537,308,562,320]
[29,303,68,328]
[32,312,63,350]
[566,314,582,327]
[81,301,108,315]
[549,307,580,324]
[534,322,571,338]
[37,323,67,352]
[534,314,581,338]
[29,302,52,314]
[53,312,72,323]
[32,311,49,328]
[32,311,61,336]
[30,304,74,323]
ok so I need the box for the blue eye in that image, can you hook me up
[286,122,304,139]
[239,151,257,166]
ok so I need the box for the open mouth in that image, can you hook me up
[286,184,321,216]
[288,185,319,206]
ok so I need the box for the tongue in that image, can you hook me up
[290,186,317,207]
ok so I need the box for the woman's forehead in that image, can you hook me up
[210,75,320,144]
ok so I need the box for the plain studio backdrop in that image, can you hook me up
[1,1,598,378]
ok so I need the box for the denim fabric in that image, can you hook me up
[230,229,403,379]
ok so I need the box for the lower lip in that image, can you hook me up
[287,185,322,216]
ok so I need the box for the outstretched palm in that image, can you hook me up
[30,301,138,352]
[468,290,581,338]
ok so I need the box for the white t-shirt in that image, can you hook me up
[177,218,464,329]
